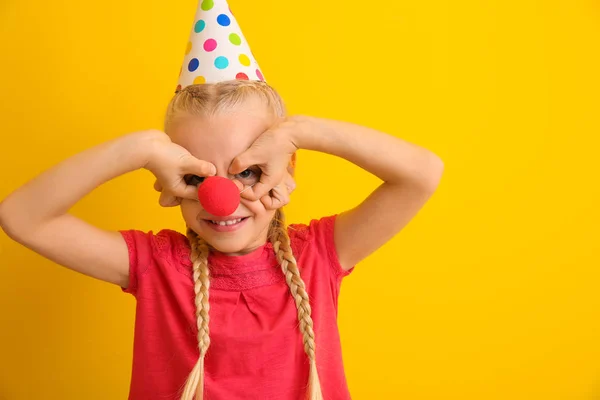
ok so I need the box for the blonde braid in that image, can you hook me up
[180,229,211,400]
[269,209,324,400]
[179,210,323,400]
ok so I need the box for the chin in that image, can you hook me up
[209,242,246,254]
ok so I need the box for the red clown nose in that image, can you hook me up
[197,176,240,217]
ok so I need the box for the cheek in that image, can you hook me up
[180,200,202,225]
[241,199,267,217]
[242,199,276,224]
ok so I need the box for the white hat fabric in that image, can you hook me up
[176,0,265,92]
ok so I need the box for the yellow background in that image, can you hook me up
[0,0,599,399]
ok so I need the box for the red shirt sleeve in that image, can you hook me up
[118,229,188,297]
[290,214,355,277]
[314,214,354,278]
[288,214,355,304]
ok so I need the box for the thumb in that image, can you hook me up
[158,190,181,207]
[229,150,258,175]
[181,155,216,176]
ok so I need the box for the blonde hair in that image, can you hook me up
[165,80,323,400]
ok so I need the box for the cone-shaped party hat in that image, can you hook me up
[176,0,265,92]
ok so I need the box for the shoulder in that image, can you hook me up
[118,229,190,296]
[288,215,352,277]
[288,215,337,248]
[120,228,190,265]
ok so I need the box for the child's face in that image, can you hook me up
[167,97,279,255]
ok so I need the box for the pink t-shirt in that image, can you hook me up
[120,214,354,400]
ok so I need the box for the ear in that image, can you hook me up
[288,152,297,177]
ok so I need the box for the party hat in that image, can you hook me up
[176,0,265,92]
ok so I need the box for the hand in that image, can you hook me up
[153,170,296,210]
[229,116,302,208]
[248,169,297,210]
[145,133,216,207]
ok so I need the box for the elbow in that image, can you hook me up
[0,200,16,239]
[0,199,27,242]
[0,200,12,238]
[422,154,445,193]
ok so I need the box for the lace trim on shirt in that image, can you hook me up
[157,224,314,291]
[210,266,286,291]
[119,231,139,294]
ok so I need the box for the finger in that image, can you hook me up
[241,180,272,202]
[181,155,217,177]
[240,169,284,201]
[231,179,244,192]
[261,185,289,210]
[277,187,290,208]
[264,186,289,209]
[153,179,162,192]
[175,183,201,201]
[287,154,296,177]
[228,152,256,175]
[279,185,291,206]
[284,174,296,194]
[260,193,277,210]
[159,191,181,207]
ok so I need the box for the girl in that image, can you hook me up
[0,3,444,400]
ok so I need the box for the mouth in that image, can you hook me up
[202,217,250,232]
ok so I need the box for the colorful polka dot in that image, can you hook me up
[229,33,241,46]
[188,58,200,72]
[194,76,206,84]
[176,84,182,92]
[217,14,231,26]
[215,56,229,69]
[194,20,206,33]
[185,41,192,55]
[236,72,249,80]
[203,39,217,52]
[256,69,264,81]
[239,54,250,66]
[179,66,182,77]
[201,0,214,11]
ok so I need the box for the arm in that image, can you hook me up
[0,131,161,287]
[291,115,444,271]
[0,130,214,288]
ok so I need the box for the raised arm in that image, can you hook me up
[292,116,444,271]
[0,130,215,288]
[229,114,443,272]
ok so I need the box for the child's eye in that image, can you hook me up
[184,174,205,186]
[236,168,260,182]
